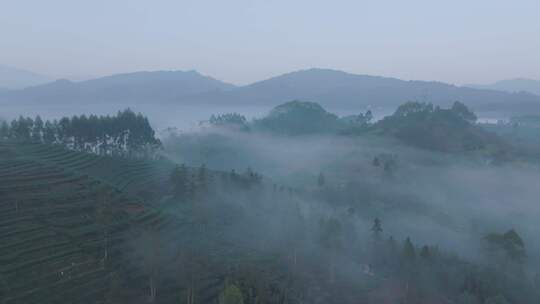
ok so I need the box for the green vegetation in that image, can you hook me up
[0,142,163,303]
[0,109,161,158]
[1,101,539,303]
[372,101,503,153]
[219,283,244,304]
[206,100,508,156]
[252,100,342,135]
[208,113,250,132]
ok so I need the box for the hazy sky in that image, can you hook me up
[1,0,539,85]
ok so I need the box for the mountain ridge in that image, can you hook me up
[195,68,540,113]
[2,68,540,115]
[466,78,540,96]
[0,70,236,104]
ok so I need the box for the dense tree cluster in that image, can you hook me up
[124,155,540,304]
[483,229,527,271]
[252,100,342,135]
[338,110,374,135]
[170,164,263,200]
[350,219,534,304]
[205,104,374,136]
[374,101,501,152]
[0,109,161,158]
[207,113,250,131]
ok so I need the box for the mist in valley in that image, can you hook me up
[2,1,540,302]
[1,97,539,303]
[162,119,540,264]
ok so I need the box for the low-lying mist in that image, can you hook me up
[162,126,540,269]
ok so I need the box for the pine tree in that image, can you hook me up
[319,218,343,283]
[401,237,417,304]
[372,156,380,167]
[317,172,325,187]
[371,218,383,240]
[12,116,31,140]
[419,245,431,260]
[0,121,10,139]
[43,120,56,144]
[403,237,416,262]
[229,169,238,184]
[32,115,44,142]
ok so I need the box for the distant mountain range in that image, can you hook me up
[0,65,52,89]
[198,69,540,113]
[0,70,236,104]
[2,67,540,115]
[466,78,540,96]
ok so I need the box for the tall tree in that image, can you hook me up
[317,172,326,187]
[0,121,10,139]
[43,120,56,144]
[371,218,383,240]
[319,217,343,282]
[32,115,44,142]
[402,237,416,262]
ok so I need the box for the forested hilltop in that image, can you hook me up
[0,102,539,304]
[200,100,510,156]
[0,109,161,158]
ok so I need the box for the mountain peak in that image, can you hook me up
[0,69,236,104]
[2,68,540,115]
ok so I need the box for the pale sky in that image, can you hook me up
[1,0,539,85]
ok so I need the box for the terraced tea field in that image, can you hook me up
[0,142,294,304]
[0,142,174,303]
[12,143,176,199]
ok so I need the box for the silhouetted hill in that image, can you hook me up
[0,70,236,104]
[372,102,508,153]
[197,69,540,114]
[2,68,540,115]
[0,65,52,89]
[253,100,342,135]
[467,78,540,96]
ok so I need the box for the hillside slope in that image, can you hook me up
[0,70,236,104]
[0,142,299,304]
[467,78,540,96]
[196,69,540,113]
[2,68,540,115]
[0,142,164,303]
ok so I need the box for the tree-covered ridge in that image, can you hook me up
[1,114,539,303]
[372,101,505,153]
[0,109,161,158]
[252,100,343,135]
[205,100,372,136]
[205,100,506,155]
[164,157,539,304]
[207,113,250,131]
